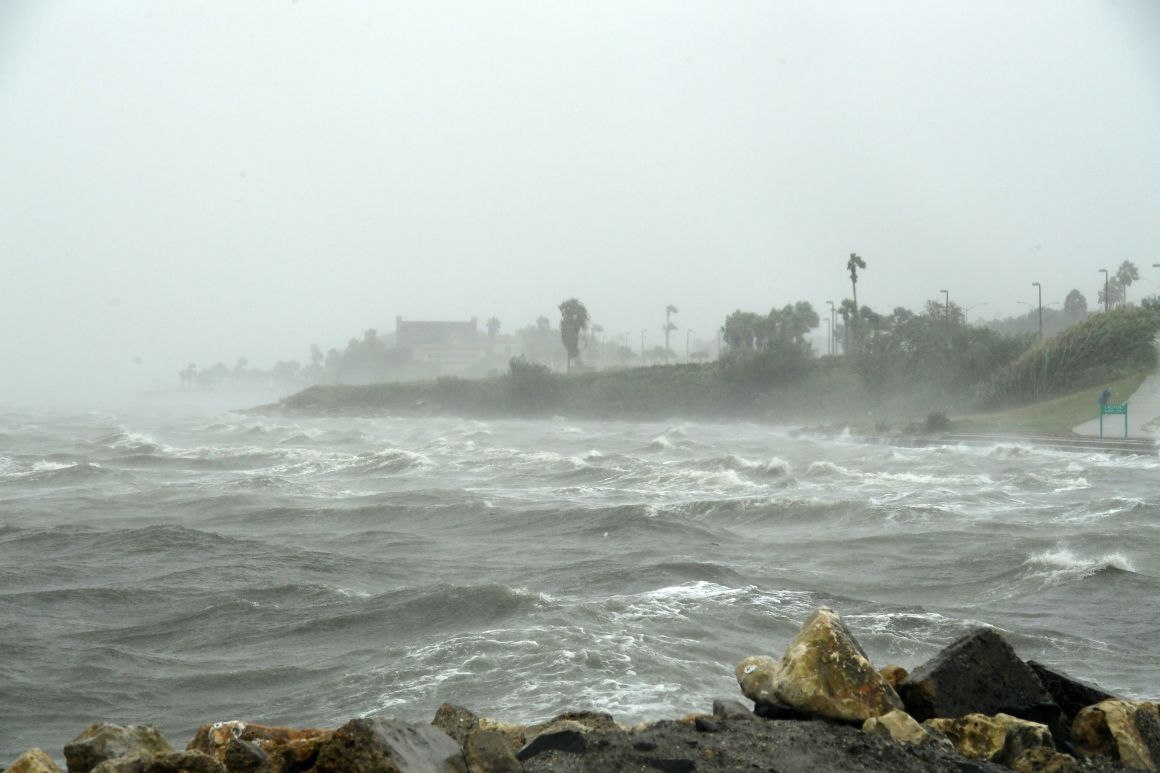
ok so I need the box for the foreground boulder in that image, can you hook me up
[309,717,465,773]
[736,607,903,722]
[6,748,62,773]
[897,628,1056,725]
[1029,661,1119,724]
[186,720,333,772]
[64,725,175,773]
[1072,699,1160,771]
[862,710,947,748]
[924,713,1054,766]
[89,751,225,773]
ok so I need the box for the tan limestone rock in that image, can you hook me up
[1072,699,1160,771]
[879,665,909,691]
[1011,746,1079,773]
[924,712,1053,765]
[6,748,62,773]
[736,607,904,722]
[862,709,945,747]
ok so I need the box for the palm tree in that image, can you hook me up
[846,253,866,349]
[558,298,590,372]
[1116,261,1140,305]
[663,305,679,363]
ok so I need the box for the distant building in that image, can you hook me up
[396,316,494,375]
[396,317,479,349]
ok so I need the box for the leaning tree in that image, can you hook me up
[558,298,590,372]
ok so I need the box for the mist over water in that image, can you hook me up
[2,404,1158,761]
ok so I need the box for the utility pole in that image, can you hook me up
[824,318,831,355]
[1032,282,1042,339]
[941,289,949,321]
[826,300,836,355]
[640,330,646,363]
[1099,268,1109,312]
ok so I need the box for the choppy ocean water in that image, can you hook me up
[2,401,1158,762]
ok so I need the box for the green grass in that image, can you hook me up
[952,369,1151,435]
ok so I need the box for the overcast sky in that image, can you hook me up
[2,1,1158,403]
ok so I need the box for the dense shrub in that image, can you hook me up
[972,306,1160,409]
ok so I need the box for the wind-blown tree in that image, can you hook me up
[769,301,820,350]
[1098,278,1126,310]
[1116,260,1140,305]
[558,298,590,372]
[486,317,501,338]
[1063,289,1088,322]
[846,253,867,347]
[723,310,766,351]
[663,304,679,362]
[838,299,858,353]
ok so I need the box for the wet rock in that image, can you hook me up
[924,713,1054,766]
[1072,699,1160,771]
[862,710,946,747]
[186,721,332,773]
[1028,662,1119,723]
[710,699,756,721]
[463,730,519,773]
[515,727,587,761]
[517,714,1010,772]
[89,751,225,773]
[898,628,1055,724]
[431,705,479,749]
[309,717,465,773]
[1010,746,1079,772]
[736,607,904,722]
[6,748,61,773]
[64,724,174,773]
[879,665,909,691]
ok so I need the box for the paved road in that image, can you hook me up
[1072,370,1160,439]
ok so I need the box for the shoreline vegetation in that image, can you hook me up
[253,308,1160,442]
[8,607,1157,772]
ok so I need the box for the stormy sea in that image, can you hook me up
[2,401,1158,761]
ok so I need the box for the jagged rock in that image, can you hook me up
[516,714,1011,772]
[515,726,587,761]
[1029,662,1119,723]
[463,730,519,773]
[924,713,1054,766]
[309,718,465,773]
[1072,699,1160,771]
[89,751,226,773]
[862,710,946,747]
[735,606,904,722]
[711,699,756,721]
[6,748,62,773]
[431,705,479,749]
[879,665,909,691]
[898,628,1056,724]
[64,725,175,773]
[1010,746,1079,772]
[186,720,331,773]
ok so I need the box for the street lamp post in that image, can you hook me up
[824,318,831,354]
[686,329,692,361]
[826,300,836,355]
[1032,282,1042,339]
[940,289,949,320]
[1099,268,1109,312]
[640,330,646,362]
[963,302,988,323]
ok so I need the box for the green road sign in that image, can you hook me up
[1099,402,1128,437]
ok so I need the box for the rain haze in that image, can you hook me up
[2,0,1158,403]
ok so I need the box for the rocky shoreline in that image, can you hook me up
[7,607,1158,773]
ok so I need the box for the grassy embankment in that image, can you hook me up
[952,369,1150,435]
[266,307,1159,435]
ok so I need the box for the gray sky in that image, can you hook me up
[2,1,1158,403]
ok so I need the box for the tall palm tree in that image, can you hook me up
[846,253,866,350]
[558,298,590,372]
[1116,260,1140,305]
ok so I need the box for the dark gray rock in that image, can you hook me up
[516,729,588,761]
[309,718,465,773]
[1028,662,1118,722]
[64,725,174,773]
[222,738,266,773]
[710,699,755,721]
[518,716,1010,772]
[898,628,1055,723]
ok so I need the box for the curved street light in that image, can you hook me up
[1032,281,1043,339]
